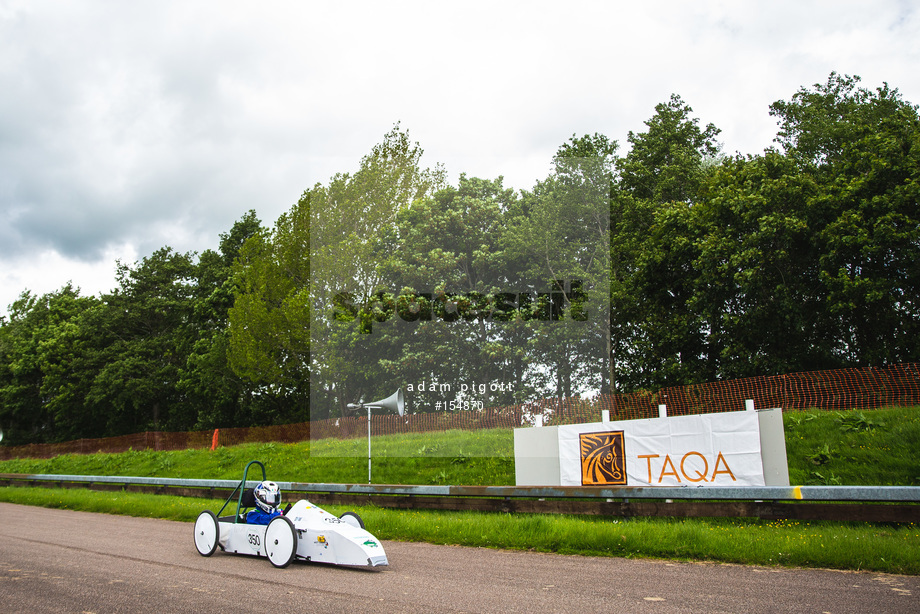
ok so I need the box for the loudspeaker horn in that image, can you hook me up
[364,388,405,416]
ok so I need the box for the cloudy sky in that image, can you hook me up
[1,1,918,316]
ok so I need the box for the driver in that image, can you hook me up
[245,481,282,525]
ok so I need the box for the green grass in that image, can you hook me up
[1,406,919,574]
[783,406,920,486]
[0,429,516,486]
[2,407,918,487]
[0,486,917,575]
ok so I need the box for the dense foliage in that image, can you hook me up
[2,73,918,444]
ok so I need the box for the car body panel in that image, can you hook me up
[213,499,388,567]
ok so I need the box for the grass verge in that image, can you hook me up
[0,486,917,575]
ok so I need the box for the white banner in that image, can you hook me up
[557,411,765,487]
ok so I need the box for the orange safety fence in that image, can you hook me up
[2,363,918,460]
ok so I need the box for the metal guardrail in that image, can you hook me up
[3,473,919,503]
[3,473,919,522]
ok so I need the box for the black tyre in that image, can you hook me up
[339,511,365,529]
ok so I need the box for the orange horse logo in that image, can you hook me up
[580,431,626,486]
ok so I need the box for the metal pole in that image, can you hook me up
[367,405,372,484]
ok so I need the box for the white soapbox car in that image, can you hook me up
[193,461,388,569]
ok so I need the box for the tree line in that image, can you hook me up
[1,72,917,445]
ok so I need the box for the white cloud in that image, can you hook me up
[0,243,138,312]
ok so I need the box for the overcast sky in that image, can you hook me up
[1,1,918,316]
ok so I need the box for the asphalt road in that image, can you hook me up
[0,502,916,613]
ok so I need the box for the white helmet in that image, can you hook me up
[253,481,281,513]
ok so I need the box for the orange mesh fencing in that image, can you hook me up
[2,363,918,460]
[0,431,215,460]
[655,362,920,415]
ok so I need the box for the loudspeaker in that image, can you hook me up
[364,388,405,416]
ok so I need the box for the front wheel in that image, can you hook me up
[265,515,297,568]
[339,511,365,529]
[194,510,219,556]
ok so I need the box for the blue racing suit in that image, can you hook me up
[245,508,282,525]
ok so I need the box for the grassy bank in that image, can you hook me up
[1,406,918,574]
[2,406,918,486]
[784,407,920,486]
[0,428,515,486]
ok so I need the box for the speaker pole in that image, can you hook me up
[348,388,404,485]
[367,404,372,484]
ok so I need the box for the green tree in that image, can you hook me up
[510,137,614,397]
[771,73,920,366]
[308,124,445,418]
[85,248,197,434]
[623,200,707,389]
[618,93,721,205]
[228,196,310,424]
[0,286,99,444]
[179,211,269,428]
[693,152,835,378]
[375,175,526,410]
[614,97,722,390]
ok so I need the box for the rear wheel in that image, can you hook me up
[339,511,365,529]
[265,516,297,568]
[194,510,219,556]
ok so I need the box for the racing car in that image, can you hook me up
[193,461,388,569]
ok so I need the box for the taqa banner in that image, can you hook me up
[557,411,765,487]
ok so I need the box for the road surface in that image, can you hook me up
[0,502,915,613]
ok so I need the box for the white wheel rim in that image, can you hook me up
[194,512,218,556]
[265,517,296,567]
[340,513,362,529]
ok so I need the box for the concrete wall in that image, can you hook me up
[757,407,790,486]
[513,425,560,486]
